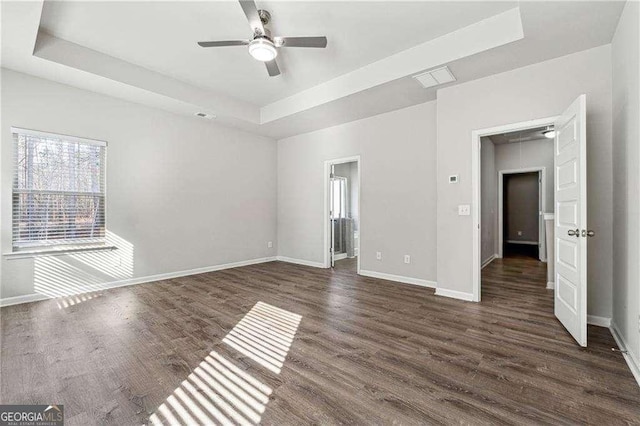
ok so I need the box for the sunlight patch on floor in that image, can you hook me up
[149,302,301,425]
[223,301,302,374]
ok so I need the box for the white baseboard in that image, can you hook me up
[546,281,555,289]
[610,322,640,388]
[359,270,436,288]
[334,253,348,261]
[0,293,50,307]
[481,254,497,269]
[587,315,611,328]
[275,256,326,269]
[435,288,475,302]
[0,256,277,308]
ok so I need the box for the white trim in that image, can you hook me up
[610,322,640,388]
[359,270,436,288]
[546,281,555,290]
[333,253,348,261]
[4,245,117,259]
[481,254,497,269]
[587,315,611,328]
[498,167,547,260]
[435,288,475,302]
[276,256,326,269]
[472,116,558,303]
[0,256,277,308]
[11,126,107,146]
[0,293,50,307]
[324,155,361,273]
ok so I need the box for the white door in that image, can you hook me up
[329,164,336,267]
[554,94,588,346]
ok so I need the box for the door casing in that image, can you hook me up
[323,155,361,273]
[471,116,558,302]
[498,167,547,261]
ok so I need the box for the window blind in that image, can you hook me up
[11,128,107,249]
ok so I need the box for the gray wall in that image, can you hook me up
[495,138,554,211]
[612,1,640,371]
[480,138,497,264]
[1,70,277,300]
[437,45,613,318]
[277,101,437,282]
[503,172,539,243]
[482,137,554,262]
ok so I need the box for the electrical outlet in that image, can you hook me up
[376,251,382,260]
[404,255,411,264]
[267,241,273,248]
[458,204,470,216]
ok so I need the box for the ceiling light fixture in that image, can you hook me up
[248,37,278,62]
[543,127,556,139]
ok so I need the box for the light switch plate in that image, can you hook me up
[458,204,471,216]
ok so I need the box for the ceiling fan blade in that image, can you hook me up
[197,40,249,47]
[239,0,265,35]
[265,59,280,77]
[275,36,327,48]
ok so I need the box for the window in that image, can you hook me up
[331,177,347,218]
[12,128,106,250]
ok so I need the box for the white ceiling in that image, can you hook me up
[38,1,516,106]
[1,1,626,139]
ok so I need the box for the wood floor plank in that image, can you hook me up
[1,256,639,425]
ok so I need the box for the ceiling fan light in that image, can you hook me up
[248,38,277,62]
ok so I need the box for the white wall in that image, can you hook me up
[437,45,614,318]
[349,162,359,226]
[612,1,640,371]
[480,137,497,264]
[1,70,277,300]
[277,101,437,282]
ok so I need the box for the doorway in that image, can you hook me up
[324,156,360,273]
[499,168,546,261]
[479,126,553,276]
[472,95,590,347]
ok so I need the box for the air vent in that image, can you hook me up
[413,66,456,89]
[195,112,216,120]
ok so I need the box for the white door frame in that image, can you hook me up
[471,116,557,302]
[323,155,361,274]
[498,167,547,261]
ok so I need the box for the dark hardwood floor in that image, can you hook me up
[1,257,639,425]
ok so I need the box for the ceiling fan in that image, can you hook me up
[197,0,328,77]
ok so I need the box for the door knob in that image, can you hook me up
[568,229,580,237]
[582,229,595,237]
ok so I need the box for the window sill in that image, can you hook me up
[3,244,118,260]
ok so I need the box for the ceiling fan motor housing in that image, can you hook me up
[258,10,271,26]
